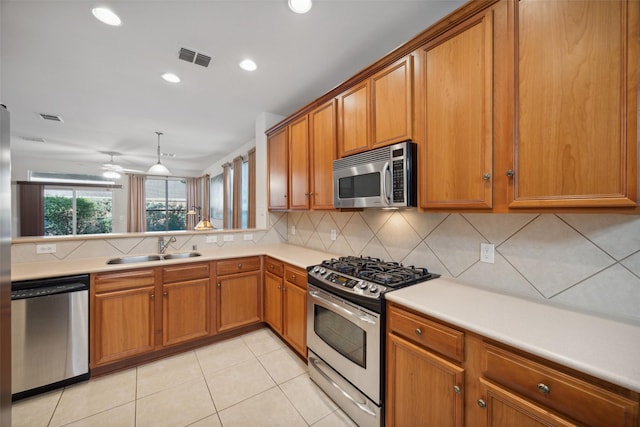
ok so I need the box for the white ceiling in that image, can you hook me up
[1,0,465,177]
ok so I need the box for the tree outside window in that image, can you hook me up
[44,187,113,236]
[145,178,187,231]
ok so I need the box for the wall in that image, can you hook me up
[287,211,640,325]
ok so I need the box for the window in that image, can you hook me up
[210,173,224,221]
[44,187,113,236]
[241,159,249,228]
[145,178,187,231]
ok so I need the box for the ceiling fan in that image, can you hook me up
[100,151,144,178]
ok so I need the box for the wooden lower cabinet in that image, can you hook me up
[162,278,210,346]
[92,268,157,367]
[282,276,306,356]
[264,270,283,333]
[217,271,261,333]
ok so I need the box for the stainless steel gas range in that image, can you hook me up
[306,256,440,427]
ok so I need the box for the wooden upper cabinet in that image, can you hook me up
[511,0,639,208]
[371,55,414,149]
[309,99,337,209]
[338,80,370,157]
[289,115,310,210]
[418,7,494,209]
[267,127,289,210]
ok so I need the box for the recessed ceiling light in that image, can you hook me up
[239,59,257,72]
[161,73,181,83]
[92,7,122,26]
[288,0,312,14]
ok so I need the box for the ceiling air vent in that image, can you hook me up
[39,113,63,122]
[178,47,211,68]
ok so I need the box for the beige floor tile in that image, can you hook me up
[195,336,256,376]
[11,389,62,427]
[63,402,135,427]
[281,374,337,424]
[49,369,136,427]
[205,358,276,410]
[311,409,359,427]
[187,414,223,427]
[136,350,204,398]
[136,378,216,427]
[241,327,286,356]
[258,346,308,384]
[217,387,307,427]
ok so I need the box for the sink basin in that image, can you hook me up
[106,252,202,264]
[107,255,162,264]
[162,252,202,260]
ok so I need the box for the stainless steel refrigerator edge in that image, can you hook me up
[0,105,13,426]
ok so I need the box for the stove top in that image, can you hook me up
[307,256,440,312]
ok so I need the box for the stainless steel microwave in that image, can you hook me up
[333,141,417,208]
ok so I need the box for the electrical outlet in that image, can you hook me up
[243,234,253,241]
[291,225,296,235]
[206,235,217,243]
[480,243,495,264]
[36,244,56,254]
[223,235,234,242]
[330,229,337,241]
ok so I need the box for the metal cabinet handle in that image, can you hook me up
[217,283,221,288]
[477,399,487,408]
[415,328,422,336]
[482,173,491,181]
[506,169,515,177]
[163,291,168,297]
[304,192,315,196]
[291,274,296,280]
[238,263,243,269]
[537,383,550,394]
[269,265,274,270]
[453,385,461,394]
[277,286,281,290]
[150,294,155,300]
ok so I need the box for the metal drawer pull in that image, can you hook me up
[415,328,422,336]
[477,399,487,408]
[453,385,461,394]
[537,383,550,394]
[482,173,491,181]
[238,263,243,269]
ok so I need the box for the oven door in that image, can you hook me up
[306,284,381,403]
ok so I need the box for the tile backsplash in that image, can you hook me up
[287,211,640,325]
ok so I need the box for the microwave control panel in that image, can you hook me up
[392,159,405,203]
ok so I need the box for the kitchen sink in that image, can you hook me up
[106,252,201,264]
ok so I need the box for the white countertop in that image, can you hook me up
[385,277,640,393]
[11,243,337,282]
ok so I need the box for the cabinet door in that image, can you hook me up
[478,378,577,427]
[283,282,306,356]
[264,271,283,334]
[309,99,337,209]
[386,333,464,427]
[268,127,289,210]
[419,8,493,209]
[217,271,261,333]
[371,56,414,148]
[512,0,638,207]
[162,278,210,347]
[289,115,310,210]
[93,286,155,366]
[338,81,370,157]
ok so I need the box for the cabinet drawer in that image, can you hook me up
[387,304,464,362]
[162,262,210,283]
[265,257,284,277]
[284,265,307,290]
[483,344,639,427]
[217,256,261,275]
[94,268,156,293]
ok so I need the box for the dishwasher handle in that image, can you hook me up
[11,282,89,300]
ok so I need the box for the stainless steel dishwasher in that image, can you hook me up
[11,274,90,400]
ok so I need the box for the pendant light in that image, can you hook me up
[147,131,171,175]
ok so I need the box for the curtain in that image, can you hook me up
[201,174,210,221]
[185,177,198,229]
[232,155,243,228]
[247,148,256,228]
[222,162,231,229]
[127,174,146,232]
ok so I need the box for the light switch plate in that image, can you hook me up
[223,235,234,242]
[291,225,296,235]
[206,235,217,243]
[330,229,337,241]
[243,234,253,241]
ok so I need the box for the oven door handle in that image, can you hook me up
[308,290,376,325]
[309,355,377,417]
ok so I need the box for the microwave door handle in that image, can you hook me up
[309,290,376,325]
[381,161,391,205]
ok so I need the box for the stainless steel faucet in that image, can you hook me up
[159,236,177,254]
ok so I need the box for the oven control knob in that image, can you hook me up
[369,286,379,294]
[359,282,368,290]
[313,266,320,273]
[319,268,326,275]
